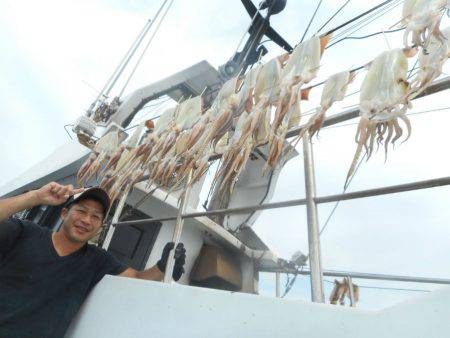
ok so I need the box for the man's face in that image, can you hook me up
[60,199,104,243]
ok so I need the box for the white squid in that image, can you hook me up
[266,35,330,171]
[346,48,414,187]
[402,0,449,48]
[411,26,450,95]
[303,70,354,138]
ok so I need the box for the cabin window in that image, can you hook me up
[38,205,64,230]
[107,205,161,271]
[12,205,47,223]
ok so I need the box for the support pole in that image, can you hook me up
[276,272,281,298]
[163,171,192,283]
[102,188,130,249]
[302,132,325,303]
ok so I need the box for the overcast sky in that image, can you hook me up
[1,0,449,310]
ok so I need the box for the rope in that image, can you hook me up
[119,0,175,98]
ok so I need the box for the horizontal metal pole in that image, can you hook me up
[260,268,450,285]
[113,197,308,226]
[113,176,450,227]
[316,176,450,204]
[286,76,450,138]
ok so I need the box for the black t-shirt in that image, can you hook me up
[0,218,127,338]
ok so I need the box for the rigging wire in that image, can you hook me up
[86,18,154,116]
[123,97,172,131]
[233,2,264,56]
[119,0,175,98]
[300,0,324,43]
[327,27,405,49]
[282,265,304,297]
[103,18,155,99]
[323,0,398,37]
[237,0,279,76]
[323,106,450,131]
[408,59,420,79]
[316,0,352,34]
[328,0,403,43]
[319,152,366,236]
[63,124,74,140]
[323,279,431,293]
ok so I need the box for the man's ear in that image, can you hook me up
[60,207,69,221]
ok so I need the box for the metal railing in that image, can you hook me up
[112,176,450,226]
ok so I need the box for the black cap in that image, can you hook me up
[65,187,110,214]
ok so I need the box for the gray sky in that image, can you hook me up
[1,0,449,309]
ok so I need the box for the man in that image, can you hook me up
[0,181,186,338]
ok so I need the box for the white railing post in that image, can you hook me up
[163,171,192,283]
[302,132,325,303]
[102,188,130,249]
[276,272,281,298]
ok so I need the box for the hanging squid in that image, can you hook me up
[402,0,449,48]
[329,278,360,306]
[76,129,119,185]
[212,98,266,195]
[302,70,355,138]
[410,26,450,96]
[265,35,330,171]
[346,48,416,188]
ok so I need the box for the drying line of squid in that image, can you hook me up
[76,0,450,208]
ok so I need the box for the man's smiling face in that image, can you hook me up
[60,199,104,243]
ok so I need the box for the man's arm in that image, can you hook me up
[0,182,84,223]
[118,242,186,282]
[119,266,164,281]
[0,191,40,223]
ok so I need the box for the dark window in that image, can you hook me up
[107,206,161,271]
[38,205,64,230]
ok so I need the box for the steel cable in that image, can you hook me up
[316,0,352,34]
[119,0,175,98]
[329,0,403,42]
[300,0,324,43]
[329,0,403,43]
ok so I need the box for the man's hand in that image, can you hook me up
[0,182,84,223]
[157,242,186,281]
[34,182,84,206]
